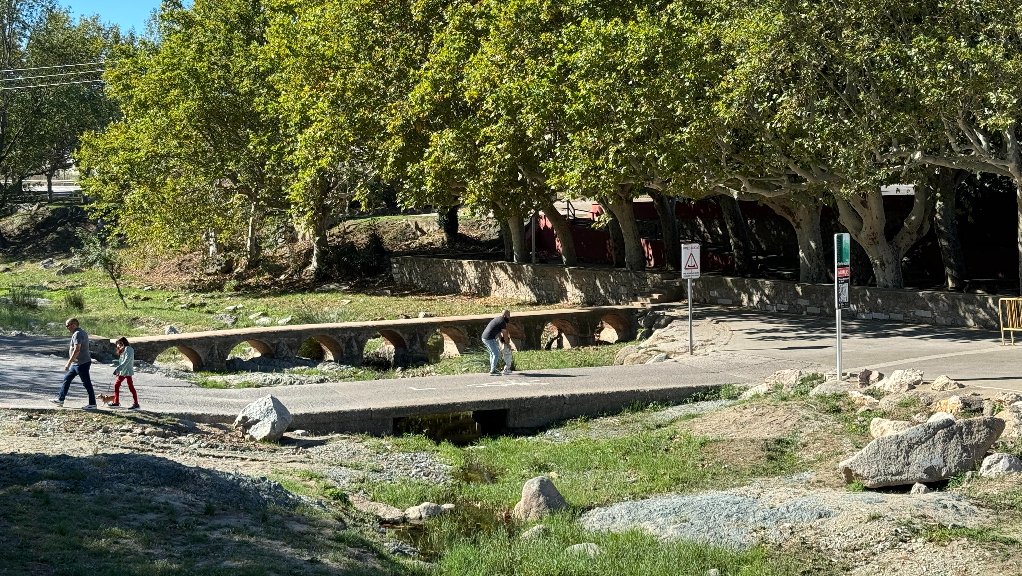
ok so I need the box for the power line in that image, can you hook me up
[0,79,104,90]
[0,61,106,74]
[1,69,104,82]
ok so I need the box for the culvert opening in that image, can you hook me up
[393,409,508,445]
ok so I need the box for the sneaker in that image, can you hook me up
[129,404,140,410]
[82,404,97,411]
[501,369,512,376]
[49,397,63,407]
[489,371,500,376]
[107,402,120,407]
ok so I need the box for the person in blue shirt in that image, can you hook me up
[110,337,140,409]
[481,309,511,375]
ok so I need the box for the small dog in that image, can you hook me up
[99,393,117,405]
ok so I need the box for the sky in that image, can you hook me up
[61,0,165,34]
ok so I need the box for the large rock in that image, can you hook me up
[350,495,405,523]
[764,369,804,392]
[979,453,1022,477]
[405,502,447,522]
[512,476,567,522]
[994,402,1022,441]
[233,395,293,442]
[838,416,1005,488]
[808,379,858,397]
[930,375,964,392]
[932,394,984,416]
[869,418,913,439]
[870,369,923,394]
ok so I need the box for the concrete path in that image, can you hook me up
[2,305,1019,428]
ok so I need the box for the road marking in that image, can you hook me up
[408,387,438,391]
[851,347,1005,371]
[468,380,549,388]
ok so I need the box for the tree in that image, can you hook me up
[73,229,127,308]
[80,0,283,268]
[264,0,430,276]
[0,1,119,227]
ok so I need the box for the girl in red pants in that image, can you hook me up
[111,337,140,409]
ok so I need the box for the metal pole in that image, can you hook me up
[688,278,693,354]
[835,256,841,380]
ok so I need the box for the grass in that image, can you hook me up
[0,261,551,339]
[431,514,804,576]
[0,452,419,576]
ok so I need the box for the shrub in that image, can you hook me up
[61,290,86,311]
[6,285,39,309]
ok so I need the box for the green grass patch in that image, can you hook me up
[432,514,803,576]
[922,525,1017,546]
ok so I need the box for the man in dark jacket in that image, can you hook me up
[481,309,511,375]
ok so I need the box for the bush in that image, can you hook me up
[61,290,86,311]
[6,285,39,309]
[322,226,390,279]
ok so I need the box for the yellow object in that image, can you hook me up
[998,297,1022,345]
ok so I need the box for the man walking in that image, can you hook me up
[481,309,511,376]
[52,317,97,410]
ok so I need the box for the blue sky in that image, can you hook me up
[61,1,164,34]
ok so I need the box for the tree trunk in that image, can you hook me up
[498,218,513,261]
[836,185,932,289]
[649,190,679,271]
[439,204,459,245]
[932,169,967,291]
[717,195,753,275]
[507,213,527,263]
[541,201,577,266]
[46,171,54,201]
[304,177,332,278]
[245,201,260,270]
[762,198,827,283]
[605,207,625,267]
[605,188,644,271]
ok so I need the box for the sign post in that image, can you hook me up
[834,233,851,380]
[681,243,701,354]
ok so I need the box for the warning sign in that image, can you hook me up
[681,243,700,279]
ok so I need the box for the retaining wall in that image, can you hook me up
[391,256,678,305]
[689,275,1001,330]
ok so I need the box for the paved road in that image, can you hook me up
[2,306,1019,420]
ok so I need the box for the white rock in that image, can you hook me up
[930,375,964,391]
[512,476,567,522]
[564,543,601,558]
[404,502,446,522]
[871,369,923,394]
[979,453,1022,477]
[927,412,956,423]
[909,483,932,494]
[233,395,293,442]
[869,417,913,439]
[521,524,548,540]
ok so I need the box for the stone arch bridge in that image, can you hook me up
[121,306,640,372]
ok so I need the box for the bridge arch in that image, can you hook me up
[542,318,580,349]
[227,339,274,360]
[153,344,203,371]
[299,334,344,362]
[597,312,631,343]
[438,326,469,357]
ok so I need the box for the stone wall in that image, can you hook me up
[391,257,678,305]
[689,275,1002,330]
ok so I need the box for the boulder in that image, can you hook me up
[521,524,548,540]
[645,353,669,364]
[871,369,923,394]
[930,375,964,392]
[350,496,405,523]
[909,483,932,495]
[869,418,913,439]
[233,395,293,442]
[809,379,857,397]
[994,402,1022,441]
[838,416,1005,488]
[979,453,1022,477]
[927,412,956,423]
[932,394,984,416]
[858,369,883,386]
[739,382,774,400]
[405,502,446,522]
[764,369,804,391]
[512,476,567,522]
[564,543,601,558]
[848,391,880,410]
